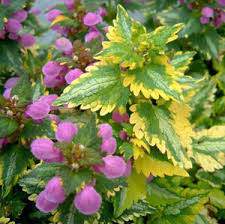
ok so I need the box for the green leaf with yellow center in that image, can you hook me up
[188,126,225,172]
[130,100,193,168]
[95,5,148,69]
[53,62,130,116]
[123,55,182,101]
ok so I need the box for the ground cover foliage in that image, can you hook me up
[0,0,225,223]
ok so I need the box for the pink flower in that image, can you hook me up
[83,12,102,26]
[48,114,61,125]
[44,177,66,203]
[25,102,50,119]
[37,95,58,111]
[55,37,73,54]
[31,138,63,163]
[13,10,27,22]
[4,77,19,89]
[0,0,10,5]
[64,0,74,11]
[74,185,102,215]
[97,156,126,178]
[201,6,214,18]
[46,9,62,22]
[85,27,103,42]
[122,159,132,177]
[218,0,225,7]
[119,130,127,140]
[36,191,59,213]
[5,19,22,33]
[19,34,35,47]
[30,8,41,15]
[100,137,117,155]
[98,124,112,141]
[56,122,78,142]
[65,68,83,84]
[0,137,7,149]
[8,32,18,40]
[97,7,107,17]
[43,75,65,88]
[146,173,153,183]
[42,61,62,77]
[3,88,11,99]
[200,16,210,24]
[51,25,69,35]
[112,110,129,124]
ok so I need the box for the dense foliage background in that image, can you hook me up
[0,0,225,223]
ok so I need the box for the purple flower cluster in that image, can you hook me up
[3,77,19,99]
[32,122,130,215]
[24,94,59,123]
[83,8,106,42]
[0,2,35,47]
[42,61,66,89]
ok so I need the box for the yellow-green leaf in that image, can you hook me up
[53,62,130,116]
[134,150,189,178]
[130,100,193,168]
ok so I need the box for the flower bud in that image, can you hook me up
[3,88,11,99]
[36,191,59,213]
[83,12,102,26]
[101,137,117,155]
[65,68,83,84]
[48,114,61,125]
[56,122,78,142]
[44,177,66,203]
[98,156,126,179]
[112,110,129,124]
[97,7,107,17]
[0,137,7,149]
[119,130,127,140]
[74,185,102,215]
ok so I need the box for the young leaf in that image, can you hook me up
[119,142,134,162]
[188,126,225,172]
[0,116,18,138]
[95,5,146,69]
[130,100,193,168]
[54,62,130,115]
[0,145,32,197]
